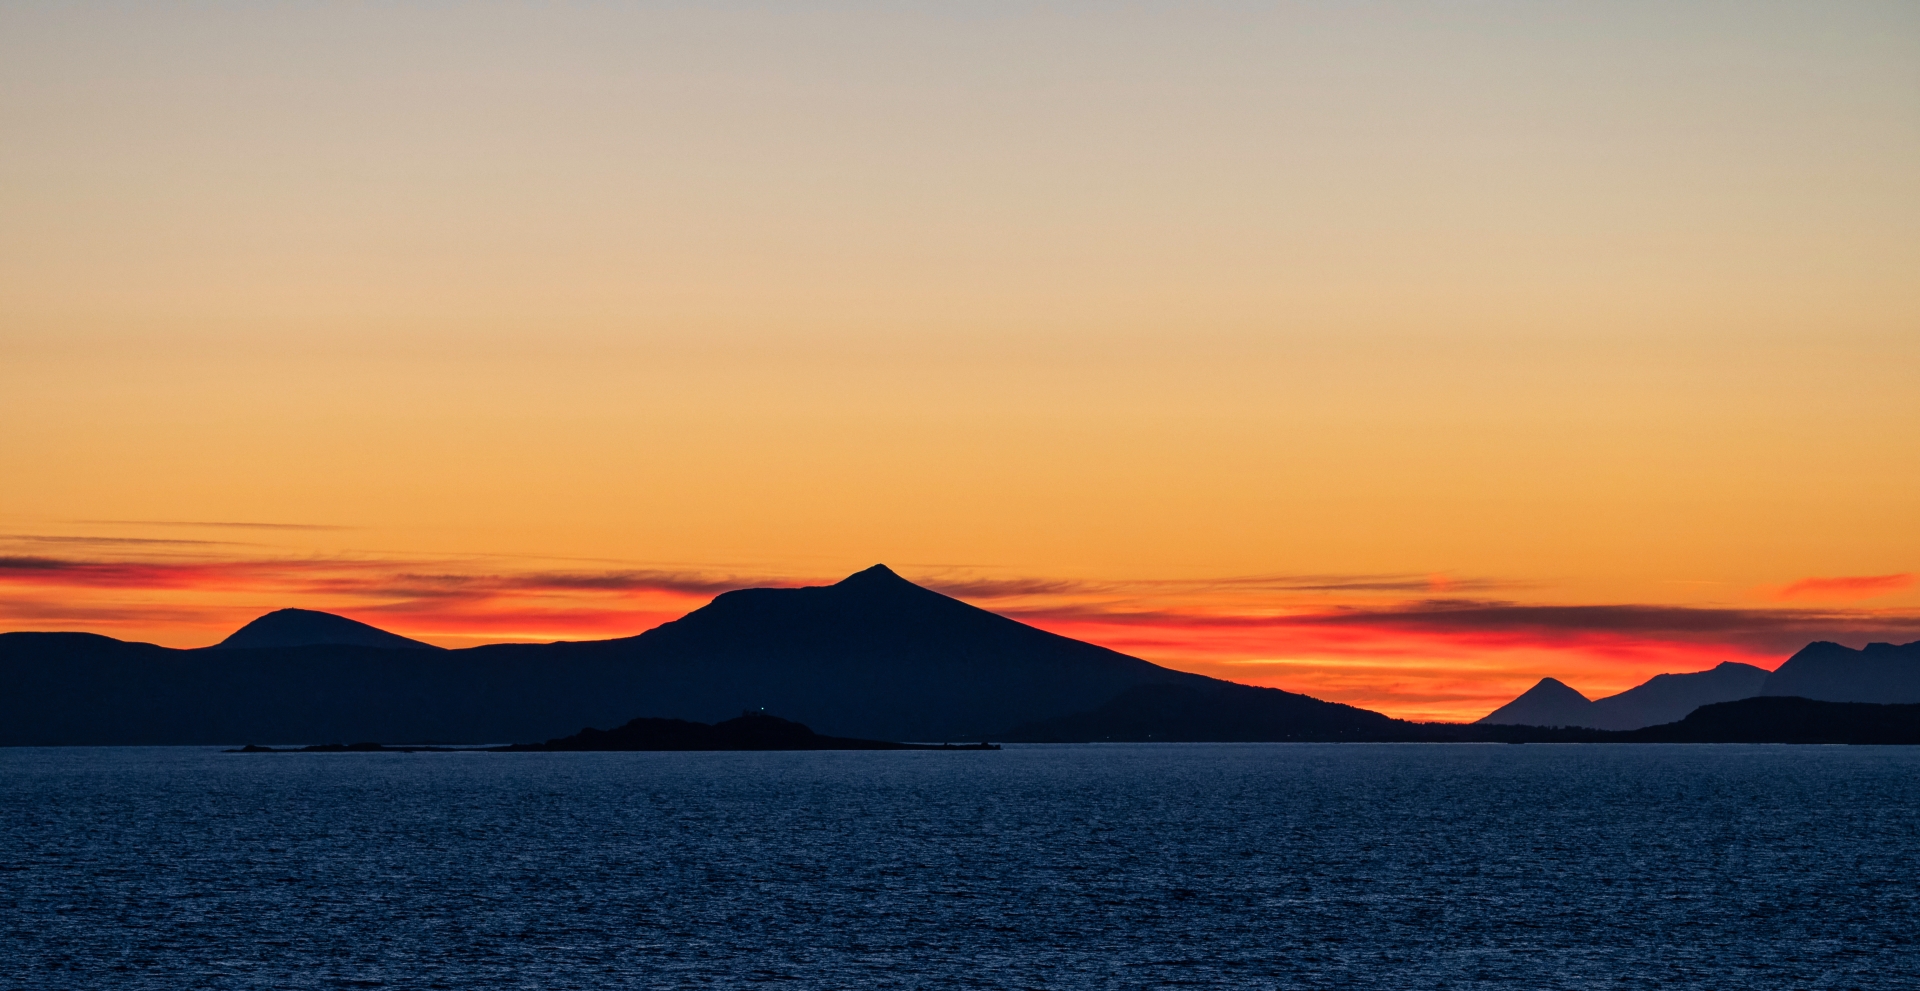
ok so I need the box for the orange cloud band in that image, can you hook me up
[1774,573,1915,602]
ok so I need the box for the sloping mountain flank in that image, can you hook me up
[214,608,441,651]
[1584,662,1768,729]
[1761,641,1920,704]
[1001,682,1404,742]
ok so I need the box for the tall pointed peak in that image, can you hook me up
[835,563,914,588]
[1476,675,1594,726]
[214,608,440,651]
[1519,677,1590,702]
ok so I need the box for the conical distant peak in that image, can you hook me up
[835,564,913,588]
[1522,677,1590,703]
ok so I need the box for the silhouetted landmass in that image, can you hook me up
[1002,683,1402,742]
[0,566,1209,745]
[1620,696,1920,744]
[1477,677,1593,728]
[1593,662,1771,728]
[215,608,440,651]
[1005,690,1920,745]
[1479,662,1771,730]
[8,567,1920,747]
[1475,642,1920,731]
[502,711,998,751]
[1445,697,1920,744]
[1451,697,1920,744]
[1761,641,1920,703]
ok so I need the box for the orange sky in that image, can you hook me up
[2,3,1917,721]
[2,532,1915,721]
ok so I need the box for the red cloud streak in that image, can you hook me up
[1775,573,1914,601]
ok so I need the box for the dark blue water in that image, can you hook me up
[4,744,1918,989]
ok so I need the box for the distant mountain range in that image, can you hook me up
[3,563,1917,746]
[1479,642,1920,730]
[0,565,1223,745]
[1478,663,1769,730]
[1760,640,1920,703]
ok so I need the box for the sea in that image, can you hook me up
[3,744,1917,989]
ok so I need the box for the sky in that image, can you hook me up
[2,2,1917,721]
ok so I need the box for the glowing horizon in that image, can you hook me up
[2,4,1915,723]
[3,525,1915,722]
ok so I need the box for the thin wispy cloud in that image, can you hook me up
[70,520,355,531]
[0,553,793,608]
[1773,573,1914,602]
[3,534,246,547]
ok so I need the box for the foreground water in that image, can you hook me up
[3,745,1917,989]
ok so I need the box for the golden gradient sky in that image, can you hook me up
[3,3,1917,720]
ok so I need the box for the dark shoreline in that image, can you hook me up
[227,741,1002,753]
[229,712,1002,752]
[209,698,1920,751]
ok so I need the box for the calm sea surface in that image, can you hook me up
[3,744,1918,989]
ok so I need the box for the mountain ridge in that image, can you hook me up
[1479,662,1772,730]
[1478,677,1592,728]
[1761,640,1920,703]
[7,567,1918,745]
[1479,641,1920,730]
[0,564,1224,745]
[214,608,440,651]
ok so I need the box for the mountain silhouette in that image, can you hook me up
[1464,696,1920,744]
[214,608,440,651]
[1478,662,1771,730]
[1760,641,1920,703]
[0,565,1230,745]
[1479,642,1920,730]
[1478,677,1592,727]
[1586,662,1770,728]
[9,568,1919,746]
[462,563,1220,742]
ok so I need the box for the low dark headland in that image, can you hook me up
[1623,696,1920,744]
[229,712,1000,753]
[1007,691,1920,745]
